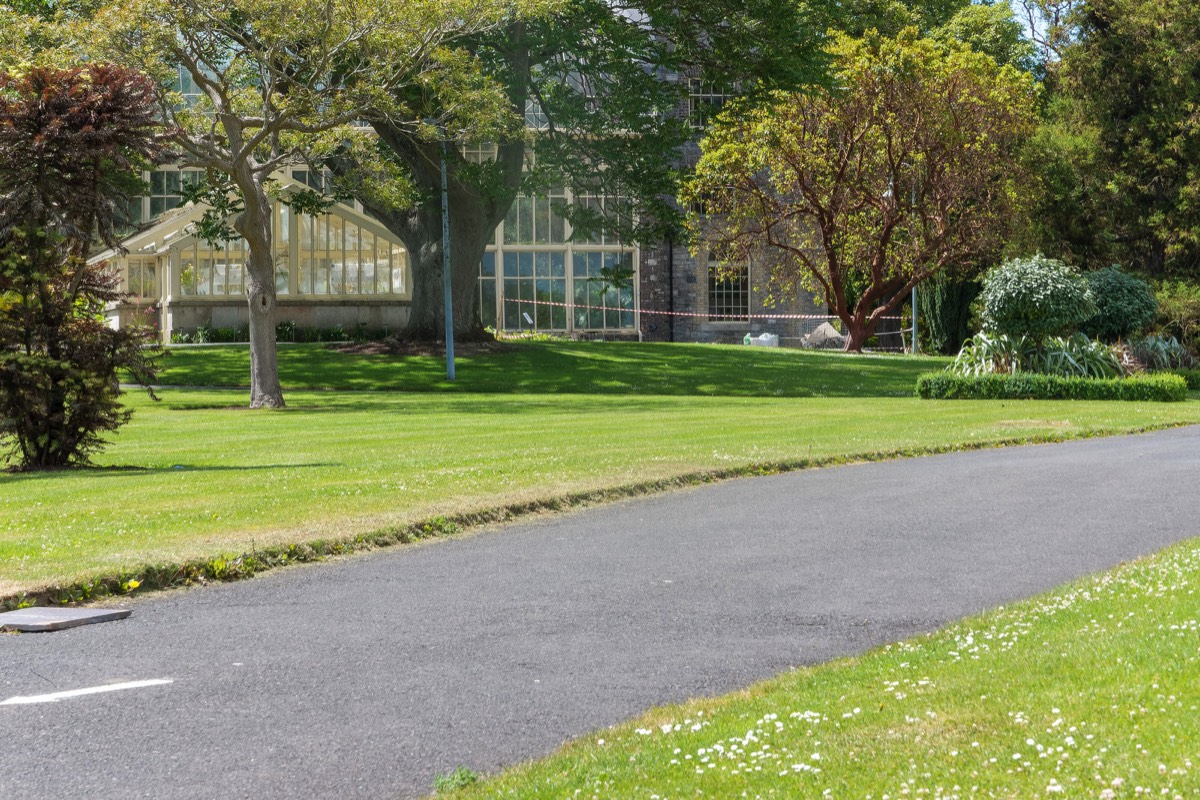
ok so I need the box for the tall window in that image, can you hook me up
[127,260,158,299]
[688,79,727,131]
[292,169,332,192]
[708,253,749,321]
[573,191,633,246]
[478,253,497,328]
[297,212,403,295]
[176,65,204,107]
[462,143,497,164]
[149,169,202,218]
[573,251,635,330]
[525,99,549,130]
[503,187,567,245]
[503,251,567,330]
[179,237,247,297]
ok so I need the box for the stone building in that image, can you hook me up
[637,77,826,345]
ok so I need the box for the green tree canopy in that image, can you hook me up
[979,254,1094,339]
[81,0,539,405]
[684,30,1038,352]
[1061,0,1200,277]
[334,0,834,341]
[934,1,1038,72]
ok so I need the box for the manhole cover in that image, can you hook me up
[0,608,131,632]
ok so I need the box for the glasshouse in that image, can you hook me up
[97,167,642,343]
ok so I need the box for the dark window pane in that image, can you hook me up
[479,278,496,328]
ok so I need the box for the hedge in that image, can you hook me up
[1166,369,1200,391]
[915,371,1188,402]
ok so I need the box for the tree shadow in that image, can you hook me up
[156,341,944,400]
[2,462,341,481]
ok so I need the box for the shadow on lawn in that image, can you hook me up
[163,393,711,416]
[158,342,942,399]
[2,463,341,481]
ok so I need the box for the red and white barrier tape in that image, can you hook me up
[504,297,903,324]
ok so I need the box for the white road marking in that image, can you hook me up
[0,679,172,706]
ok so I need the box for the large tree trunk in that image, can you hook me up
[236,185,285,409]
[841,278,912,353]
[358,36,529,342]
[354,133,526,343]
[399,203,494,342]
[843,316,872,353]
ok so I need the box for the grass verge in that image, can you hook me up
[5,342,1200,604]
[439,538,1200,798]
[8,418,1190,610]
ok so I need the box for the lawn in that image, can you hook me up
[442,538,1200,799]
[155,339,942,396]
[3,341,1199,600]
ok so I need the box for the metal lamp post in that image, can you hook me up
[439,135,455,381]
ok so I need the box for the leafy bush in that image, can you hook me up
[203,325,250,343]
[1041,335,1123,378]
[1153,280,1200,355]
[1126,335,1194,371]
[1081,266,1156,341]
[0,65,162,469]
[171,323,388,346]
[979,255,1095,339]
[952,333,1121,378]
[916,372,1187,402]
[952,332,1035,375]
[1166,369,1200,390]
[917,275,982,355]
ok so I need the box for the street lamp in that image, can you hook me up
[439,132,455,381]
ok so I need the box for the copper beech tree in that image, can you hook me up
[0,65,162,470]
[685,30,1038,352]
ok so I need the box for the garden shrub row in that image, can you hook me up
[1166,368,1200,391]
[915,371,1188,402]
[170,322,391,345]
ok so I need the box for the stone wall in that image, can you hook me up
[639,240,828,345]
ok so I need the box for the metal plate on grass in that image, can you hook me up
[0,608,131,632]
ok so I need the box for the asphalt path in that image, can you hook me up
[2,427,1199,799]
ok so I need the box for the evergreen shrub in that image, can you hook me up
[915,372,1186,402]
[918,275,981,355]
[979,255,1094,338]
[1081,266,1156,342]
[1166,369,1200,391]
